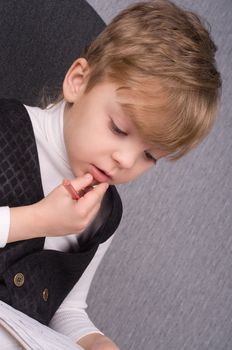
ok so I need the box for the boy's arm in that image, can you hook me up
[0,207,10,247]
[5,174,108,244]
[49,236,120,350]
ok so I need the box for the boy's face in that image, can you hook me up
[63,81,166,185]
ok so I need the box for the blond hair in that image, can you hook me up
[83,0,221,160]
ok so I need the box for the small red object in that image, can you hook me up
[63,178,81,200]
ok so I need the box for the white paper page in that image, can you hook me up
[0,301,83,350]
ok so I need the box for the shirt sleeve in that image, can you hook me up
[0,207,10,248]
[48,235,114,342]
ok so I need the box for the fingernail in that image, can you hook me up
[84,173,92,179]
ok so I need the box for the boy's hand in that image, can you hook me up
[78,333,120,350]
[36,173,108,237]
[8,174,109,243]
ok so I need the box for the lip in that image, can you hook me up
[89,164,113,183]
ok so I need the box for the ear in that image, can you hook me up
[63,58,90,102]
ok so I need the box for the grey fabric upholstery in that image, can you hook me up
[0,0,105,105]
[0,0,231,349]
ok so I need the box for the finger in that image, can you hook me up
[85,182,109,201]
[71,173,93,193]
[78,185,109,226]
[76,182,109,213]
[83,198,103,224]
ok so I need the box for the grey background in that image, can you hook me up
[86,1,232,350]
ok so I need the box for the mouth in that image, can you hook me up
[89,164,113,183]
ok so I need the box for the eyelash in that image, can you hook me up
[110,120,157,164]
[144,151,157,164]
[110,120,128,136]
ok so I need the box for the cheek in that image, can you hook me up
[122,163,153,183]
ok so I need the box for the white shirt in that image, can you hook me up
[0,101,114,344]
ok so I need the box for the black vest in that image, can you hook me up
[0,99,122,324]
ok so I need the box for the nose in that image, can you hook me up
[112,149,138,169]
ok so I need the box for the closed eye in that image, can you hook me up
[110,120,128,136]
[144,150,157,164]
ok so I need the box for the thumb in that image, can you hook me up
[71,173,94,195]
[62,174,94,200]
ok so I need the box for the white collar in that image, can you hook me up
[43,101,70,168]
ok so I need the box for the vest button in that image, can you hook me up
[13,273,25,287]
[42,288,49,302]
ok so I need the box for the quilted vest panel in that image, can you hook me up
[0,99,122,324]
